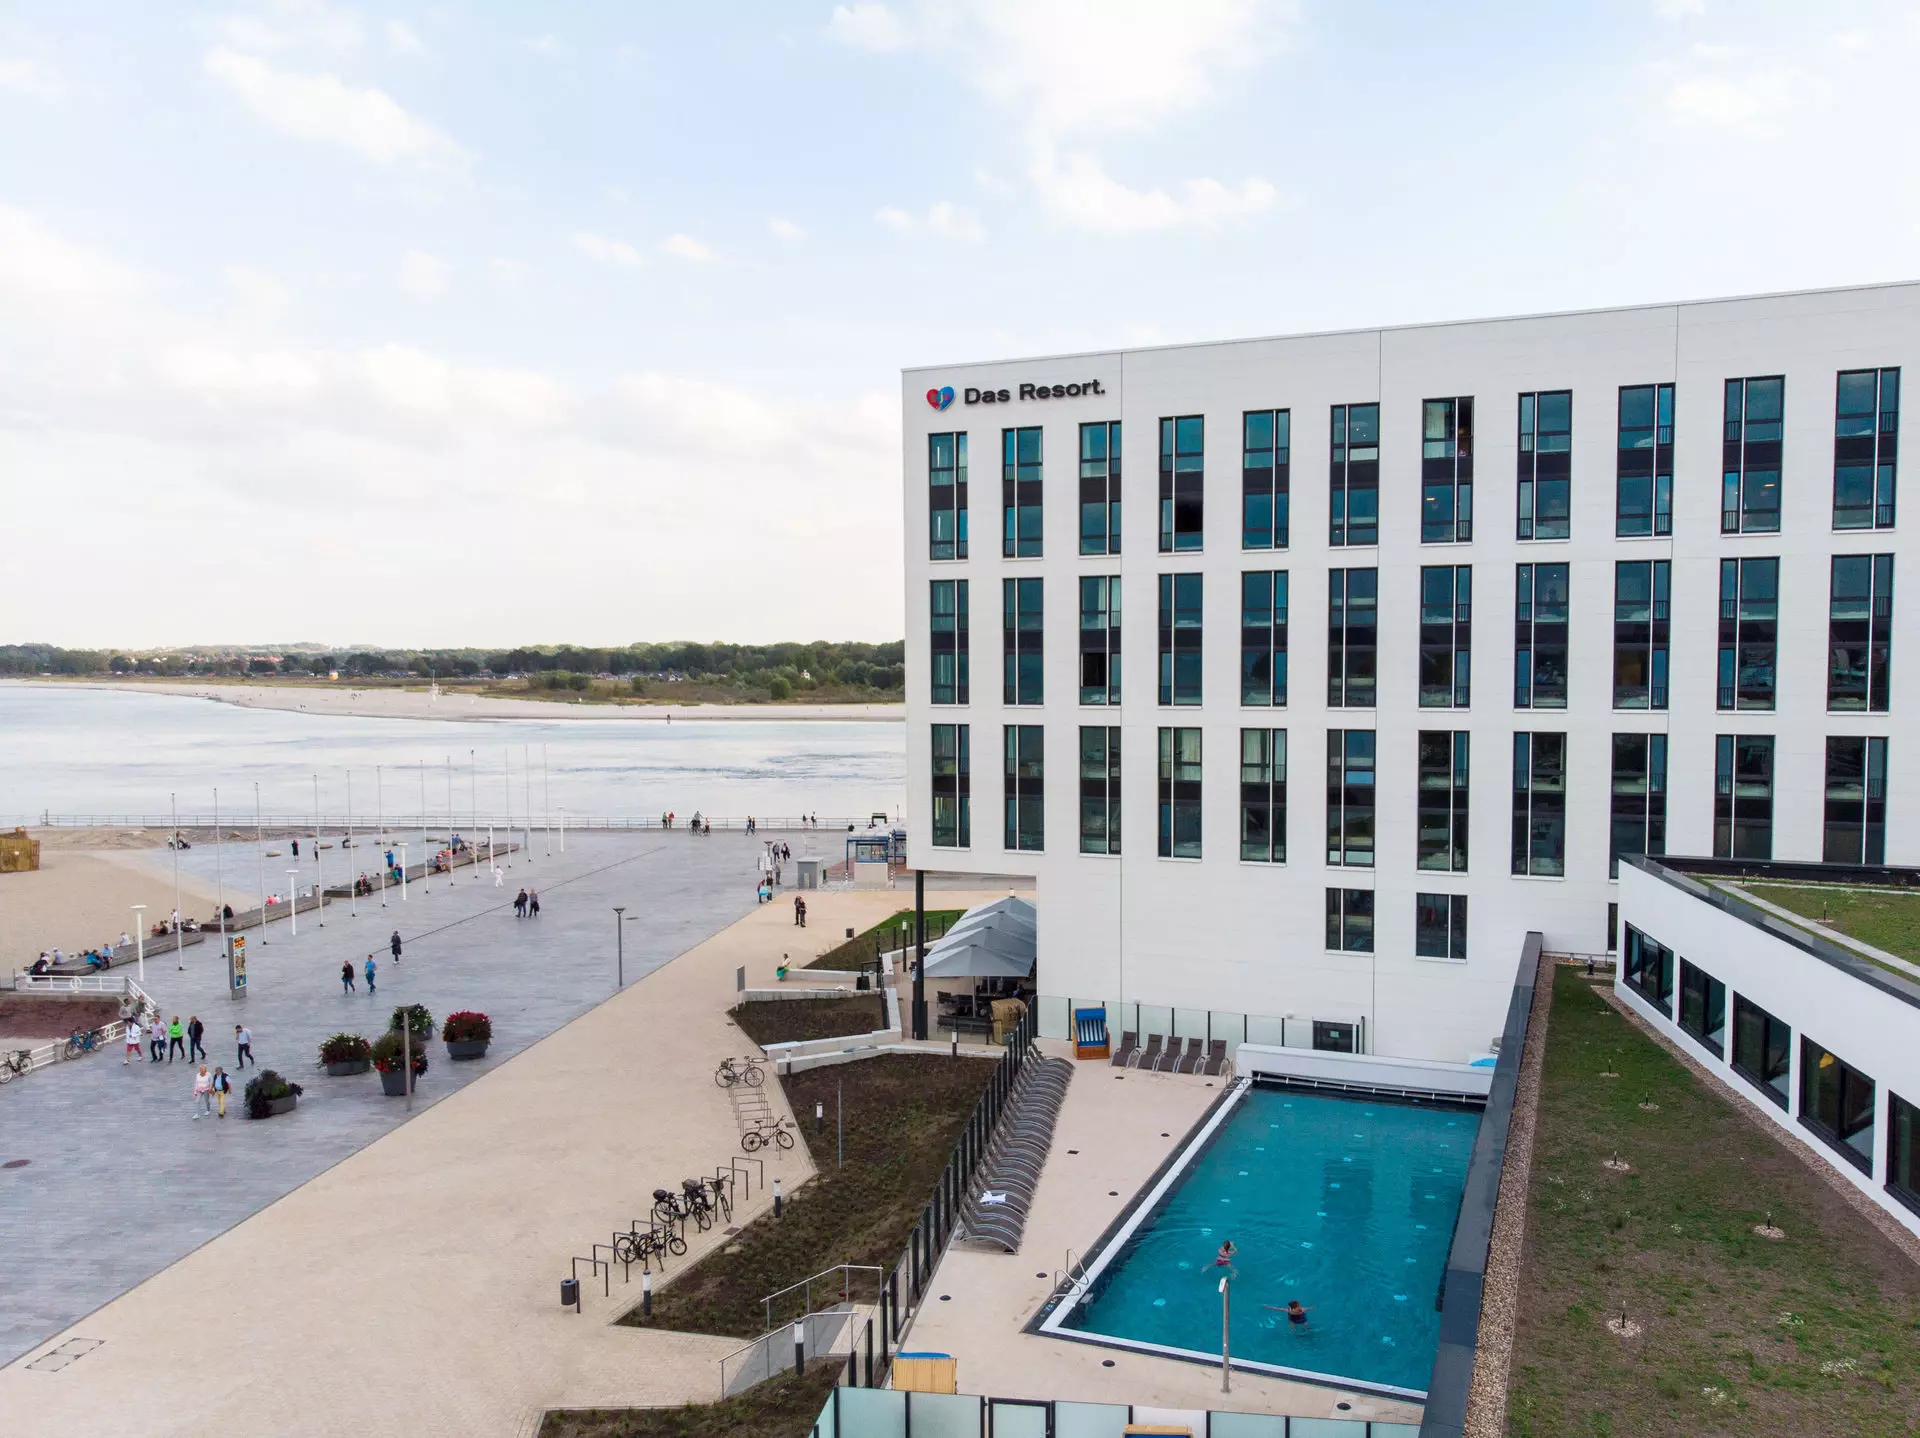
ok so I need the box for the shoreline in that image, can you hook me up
[7,679,905,725]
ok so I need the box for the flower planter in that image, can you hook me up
[250,1093,299,1119]
[325,1059,371,1076]
[378,1067,417,1097]
[445,1039,490,1061]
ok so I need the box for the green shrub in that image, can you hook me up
[370,1031,429,1076]
[442,1010,492,1043]
[243,1069,302,1119]
[768,677,791,700]
[389,1003,434,1040]
[319,1032,371,1064]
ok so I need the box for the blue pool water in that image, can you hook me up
[1059,1087,1480,1395]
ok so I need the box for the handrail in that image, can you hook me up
[762,1263,884,1333]
[19,813,893,832]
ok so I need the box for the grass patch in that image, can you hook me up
[1740,884,1920,969]
[733,996,887,1047]
[1505,965,1920,1436]
[620,1052,994,1338]
[805,909,965,971]
[539,1362,841,1438]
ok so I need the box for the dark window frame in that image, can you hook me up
[1823,734,1888,865]
[1325,728,1376,868]
[1078,725,1120,856]
[930,578,970,706]
[1717,556,1779,711]
[1002,576,1043,706]
[1420,564,1472,709]
[929,431,969,561]
[1827,553,1893,713]
[1515,562,1569,709]
[1731,992,1791,1109]
[1157,726,1203,859]
[1722,375,1784,534]
[1417,729,1470,873]
[1609,733,1668,880]
[1511,731,1567,877]
[1002,724,1044,852]
[1240,570,1289,707]
[930,723,970,848]
[1323,889,1374,953]
[1239,727,1287,863]
[1832,367,1898,531]
[1612,559,1669,710]
[1330,402,1380,547]
[1621,923,1674,1017]
[1616,382,1674,537]
[1158,415,1204,553]
[1328,567,1378,708]
[1157,572,1203,706]
[1677,957,1726,1058]
[1890,1092,1920,1217]
[1517,389,1572,540]
[1079,420,1122,556]
[1415,892,1468,960]
[1713,734,1775,860]
[1799,1035,1876,1175]
[1242,409,1290,550]
[1422,396,1474,543]
[1078,575,1120,706]
[1001,425,1043,558]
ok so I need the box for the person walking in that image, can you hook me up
[234,1024,254,1069]
[211,1065,231,1117]
[364,954,377,995]
[528,889,540,917]
[150,1019,166,1063]
[192,1064,212,1119]
[390,930,402,964]
[292,838,299,859]
[187,1014,206,1061]
[341,958,355,994]
[167,1015,185,1063]
[513,888,527,918]
[124,1016,141,1065]
[793,894,806,927]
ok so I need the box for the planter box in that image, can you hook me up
[325,1058,371,1076]
[253,1093,298,1118]
[378,1067,418,1097]
[445,1039,490,1061]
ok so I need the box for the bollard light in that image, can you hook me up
[792,1319,806,1377]
[816,1100,824,1133]
[774,1177,783,1219]
[642,1269,654,1318]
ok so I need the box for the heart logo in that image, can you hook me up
[926,386,955,411]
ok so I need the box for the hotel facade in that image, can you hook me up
[902,283,1919,1063]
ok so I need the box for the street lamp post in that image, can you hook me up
[287,870,301,935]
[399,843,408,900]
[171,792,184,970]
[313,773,325,927]
[130,905,146,984]
[254,782,268,946]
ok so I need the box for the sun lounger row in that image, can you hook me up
[961,1056,1074,1254]
[1107,1032,1232,1077]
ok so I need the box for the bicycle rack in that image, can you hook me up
[570,1253,609,1304]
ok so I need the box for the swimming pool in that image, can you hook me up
[1046,1084,1480,1398]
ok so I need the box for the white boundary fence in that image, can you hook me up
[2,977,155,1082]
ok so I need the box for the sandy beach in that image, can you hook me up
[38,680,904,725]
[0,848,222,963]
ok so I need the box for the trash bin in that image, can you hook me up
[561,1277,579,1310]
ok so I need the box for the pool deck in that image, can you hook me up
[900,1058,1425,1428]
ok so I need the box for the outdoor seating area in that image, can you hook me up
[924,896,1037,1043]
[1108,1031,1230,1076]
[958,1055,1072,1254]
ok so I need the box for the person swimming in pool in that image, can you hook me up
[1263,1299,1313,1326]
[1212,1240,1237,1267]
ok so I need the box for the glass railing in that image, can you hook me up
[811,1388,1419,1438]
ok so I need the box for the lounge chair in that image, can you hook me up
[1174,1037,1205,1073]
[1132,1034,1161,1071]
[1201,1038,1230,1076]
[1108,1031,1138,1067]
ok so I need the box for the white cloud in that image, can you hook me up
[827,3,912,53]
[768,217,805,243]
[875,207,914,234]
[0,55,68,101]
[216,0,364,56]
[397,248,450,298]
[386,21,426,56]
[1653,0,1706,18]
[525,34,563,56]
[875,202,985,242]
[203,47,468,170]
[0,205,140,310]
[1029,148,1279,233]
[657,233,717,264]
[1662,63,1826,135]
[571,231,645,267]
[223,264,293,320]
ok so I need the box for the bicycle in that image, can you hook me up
[741,1120,795,1153]
[63,1029,102,1060]
[714,1056,764,1089]
[651,1187,691,1235]
[0,1049,32,1083]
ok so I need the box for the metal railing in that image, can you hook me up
[763,1265,882,1333]
[720,1307,862,1398]
[2,1020,130,1081]
[22,813,891,833]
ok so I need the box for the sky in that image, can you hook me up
[3,0,1917,649]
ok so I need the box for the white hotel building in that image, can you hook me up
[901,283,1917,1063]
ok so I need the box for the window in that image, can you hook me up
[1078,576,1120,706]
[1418,730,1470,873]
[1002,577,1043,705]
[1723,376,1783,533]
[1609,734,1667,880]
[1328,568,1378,707]
[1511,732,1567,876]
[1079,421,1122,555]
[1891,1093,1920,1215]
[1613,561,1669,710]
[1732,994,1791,1108]
[1241,570,1289,706]
[1607,903,1618,951]
[1678,959,1726,1057]
[1159,416,1204,552]
[1621,924,1674,1016]
[1517,390,1571,540]
[1157,727,1202,859]
[1801,1037,1875,1173]
[1239,728,1287,862]
[1717,558,1778,710]
[1157,573,1203,705]
[930,432,968,560]
[1312,1020,1357,1053]
[1713,735,1775,860]
[1833,368,1898,530]
[1616,383,1674,537]
[1326,729,1375,867]
[1420,565,1472,707]
[1828,554,1893,712]
[1325,889,1374,952]
[1824,735,1888,865]
[1079,726,1120,855]
[1416,893,1468,960]
[1514,563,1569,709]
[1422,397,1474,543]
[930,724,970,848]
[1002,426,1043,557]
[930,579,969,705]
[1330,403,1380,546]
[1003,725,1043,851]
[1243,409,1290,549]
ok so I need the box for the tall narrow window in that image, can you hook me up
[1419,565,1472,708]
[1621,925,1674,1016]
[1732,994,1791,1108]
[1328,568,1378,708]
[1616,383,1673,537]
[1157,727,1202,859]
[929,432,968,560]
[1241,570,1289,706]
[1002,577,1043,705]
[1243,409,1290,549]
[1517,390,1572,540]
[1157,573,1203,705]
[1078,576,1120,706]
[1415,893,1468,960]
[1240,728,1287,862]
[1834,368,1899,530]
[1829,554,1894,712]
[1713,734,1774,859]
[1325,889,1374,952]
[930,724,970,848]
[1609,734,1667,879]
[1003,725,1043,851]
[1801,1037,1876,1173]
[1511,732,1567,876]
[1514,563,1569,709]
[1421,397,1474,543]
[1158,416,1204,552]
[1330,403,1380,546]
[1824,735,1888,865]
[1417,730,1470,872]
[1717,558,1779,711]
[1079,725,1120,855]
[1678,960,1726,1057]
[1722,376,1783,533]
[1890,1094,1920,1215]
[1612,560,1669,710]
[1079,420,1122,555]
[1325,729,1376,867]
[1002,426,1043,557]
[930,579,969,705]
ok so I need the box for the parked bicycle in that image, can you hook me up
[741,1120,795,1153]
[0,1049,32,1083]
[651,1186,692,1234]
[63,1029,102,1059]
[613,1221,684,1269]
[714,1055,764,1089]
